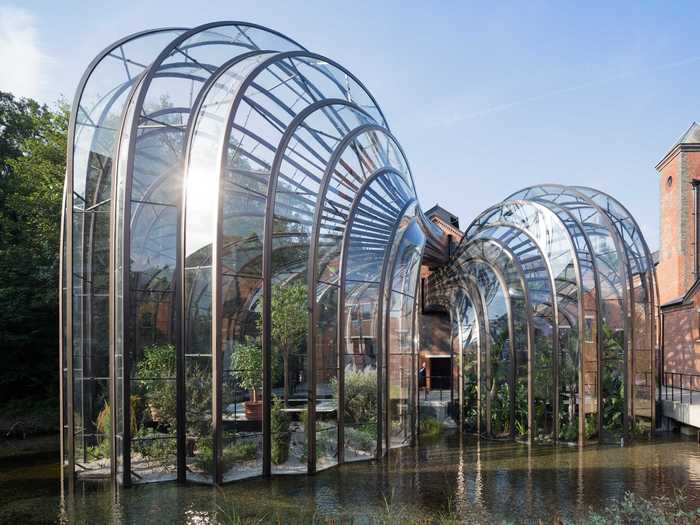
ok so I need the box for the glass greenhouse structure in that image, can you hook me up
[60,21,657,486]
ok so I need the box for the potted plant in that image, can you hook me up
[256,282,308,404]
[137,344,177,428]
[231,338,264,421]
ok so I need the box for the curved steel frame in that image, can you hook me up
[428,185,657,445]
[60,21,657,486]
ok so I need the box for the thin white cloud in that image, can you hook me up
[427,55,700,128]
[0,5,47,100]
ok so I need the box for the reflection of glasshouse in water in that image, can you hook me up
[60,21,656,486]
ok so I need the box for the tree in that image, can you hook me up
[0,92,67,402]
[257,282,308,404]
[230,338,264,402]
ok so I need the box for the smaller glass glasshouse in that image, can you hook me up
[60,21,658,486]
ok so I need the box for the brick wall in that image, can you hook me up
[663,304,700,375]
[657,152,683,304]
[657,148,700,304]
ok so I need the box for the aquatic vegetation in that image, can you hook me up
[580,490,700,525]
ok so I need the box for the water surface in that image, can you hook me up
[1,432,699,523]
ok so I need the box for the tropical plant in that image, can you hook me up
[601,323,624,435]
[488,325,511,435]
[559,421,577,442]
[514,380,528,437]
[585,413,598,440]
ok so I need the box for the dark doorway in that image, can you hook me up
[429,356,451,390]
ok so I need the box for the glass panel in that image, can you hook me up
[342,281,379,461]
[315,284,338,470]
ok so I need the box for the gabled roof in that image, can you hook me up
[425,203,460,230]
[660,277,700,310]
[676,122,700,145]
[656,122,700,171]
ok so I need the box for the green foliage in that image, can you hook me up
[419,417,443,439]
[583,490,700,525]
[87,402,111,461]
[133,427,176,468]
[489,326,511,435]
[334,367,377,427]
[490,381,511,435]
[136,343,211,437]
[462,368,478,431]
[514,380,528,437]
[226,441,257,462]
[213,489,700,525]
[0,92,67,401]
[601,324,624,435]
[344,426,375,452]
[192,439,215,473]
[258,282,308,356]
[257,282,308,400]
[193,439,258,473]
[136,344,177,428]
[231,338,263,399]
[271,397,290,464]
[585,413,598,440]
[559,421,578,442]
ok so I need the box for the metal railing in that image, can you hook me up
[662,372,700,404]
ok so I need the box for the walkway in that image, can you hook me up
[659,386,700,429]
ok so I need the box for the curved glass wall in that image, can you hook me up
[61,22,657,486]
[62,21,438,485]
[61,28,186,479]
[426,185,657,445]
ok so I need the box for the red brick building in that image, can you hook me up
[657,122,700,379]
[419,205,463,388]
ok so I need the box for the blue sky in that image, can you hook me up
[4,1,700,249]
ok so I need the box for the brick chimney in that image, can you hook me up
[656,122,700,304]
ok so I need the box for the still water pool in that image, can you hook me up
[1,432,699,523]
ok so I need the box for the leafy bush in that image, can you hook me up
[583,490,700,525]
[344,426,375,452]
[271,397,290,464]
[419,417,442,439]
[193,439,258,473]
[132,427,176,468]
[230,338,267,402]
[257,282,308,402]
[192,439,216,473]
[226,441,257,462]
[559,421,577,442]
[585,413,597,440]
[333,366,377,427]
[136,344,177,428]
